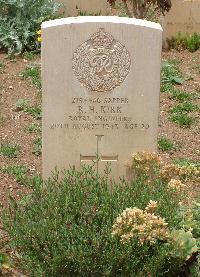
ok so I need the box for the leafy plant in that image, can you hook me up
[158,137,176,152]
[170,113,194,128]
[174,158,200,169]
[107,0,171,19]
[23,51,37,61]
[161,59,184,93]
[160,82,174,93]
[169,101,198,128]
[169,89,195,102]
[170,230,198,261]
[0,142,20,158]
[20,64,41,89]
[179,202,200,241]
[32,137,42,156]
[25,123,41,134]
[15,99,29,111]
[170,102,199,114]
[0,165,29,184]
[3,162,188,277]
[0,0,62,55]
[15,99,42,119]
[25,105,42,120]
[185,33,200,52]
[168,32,200,52]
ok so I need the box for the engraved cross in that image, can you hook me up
[80,135,118,173]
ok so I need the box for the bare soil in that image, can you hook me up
[160,49,200,163]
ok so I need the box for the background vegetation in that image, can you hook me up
[0,0,62,55]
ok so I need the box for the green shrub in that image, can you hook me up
[3,163,192,277]
[168,32,200,52]
[0,0,62,55]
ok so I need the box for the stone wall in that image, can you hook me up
[59,0,110,16]
[163,0,200,39]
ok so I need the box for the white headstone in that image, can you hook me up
[42,16,162,179]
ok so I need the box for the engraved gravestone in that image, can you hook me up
[42,16,162,179]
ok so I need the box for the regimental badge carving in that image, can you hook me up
[72,28,131,92]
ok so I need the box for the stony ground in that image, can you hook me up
[161,50,200,162]
[0,49,199,276]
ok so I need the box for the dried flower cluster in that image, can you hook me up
[132,151,161,169]
[130,151,161,179]
[168,179,185,191]
[112,200,169,244]
[130,151,199,186]
[133,151,161,164]
[161,164,199,182]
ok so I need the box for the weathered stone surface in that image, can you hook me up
[58,0,109,16]
[42,16,162,180]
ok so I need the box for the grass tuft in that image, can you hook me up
[169,89,195,102]
[32,137,42,156]
[20,64,41,89]
[170,113,194,128]
[170,102,199,114]
[0,143,20,158]
[15,99,42,119]
[24,123,41,134]
[158,137,176,152]
[0,165,29,184]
